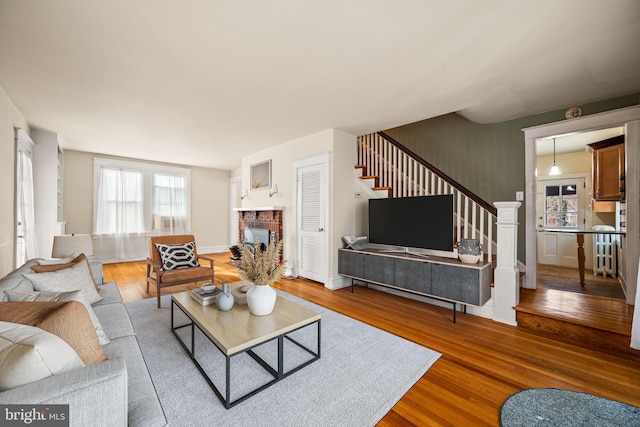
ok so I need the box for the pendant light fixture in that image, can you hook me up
[549,138,561,175]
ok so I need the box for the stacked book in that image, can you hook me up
[190,286,222,306]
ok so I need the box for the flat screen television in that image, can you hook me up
[368,194,454,253]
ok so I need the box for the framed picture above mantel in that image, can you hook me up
[250,160,271,190]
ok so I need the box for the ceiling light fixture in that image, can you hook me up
[549,138,561,175]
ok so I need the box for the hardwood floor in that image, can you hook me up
[537,263,626,300]
[104,253,640,426]
[519,264,634,354]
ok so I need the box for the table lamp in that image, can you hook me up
[51,234,94,259]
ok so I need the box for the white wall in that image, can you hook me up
[240,128,360,288]
[329,129,359,286]
[241,129,333,261]
[62,150,93,234]
[63,150,231,255]
[190,166,232,251]
[31,129,65,258]
[0,85,29,276]
[536,150,591,176]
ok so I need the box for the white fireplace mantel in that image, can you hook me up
[233,206,283,212]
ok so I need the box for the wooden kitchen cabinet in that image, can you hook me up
[588,135,625,201]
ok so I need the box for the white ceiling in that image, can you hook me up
[1,1,639,170]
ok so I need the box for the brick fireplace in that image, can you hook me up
[235,207,283,246]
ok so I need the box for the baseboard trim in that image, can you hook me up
[100,245,229,264]
[326,276,351,290]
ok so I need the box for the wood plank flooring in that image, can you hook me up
[518,288,633,336]
[104,253,640,426]
[518,265,634,354]
[537,264,626,300]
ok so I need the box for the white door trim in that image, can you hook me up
[15,128,36,268]
[523,105,640,306]
[292,152,330,283]
[229,175,241,247]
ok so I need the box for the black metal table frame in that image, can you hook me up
[171,299,321,409]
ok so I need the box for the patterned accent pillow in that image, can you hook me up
[155,242,200,271]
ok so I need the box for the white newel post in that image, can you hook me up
[492,201,521,326]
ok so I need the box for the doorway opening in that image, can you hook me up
[534,128,625,301]
[15,128,37,268]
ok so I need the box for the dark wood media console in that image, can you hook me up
[338,248,492,322]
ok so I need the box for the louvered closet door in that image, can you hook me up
[296,163,326,283]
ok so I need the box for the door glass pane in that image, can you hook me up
[546,186,560,197]
[564,213,578,227]
[546,213,560,227]
[544,182,580,229]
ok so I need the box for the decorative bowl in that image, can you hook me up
[201,283,216,293]
[458,254,480,264]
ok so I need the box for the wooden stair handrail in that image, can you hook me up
[377,131,497,216]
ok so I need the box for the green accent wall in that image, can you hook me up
[384,94,639,263]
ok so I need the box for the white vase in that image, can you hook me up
[246,284,277,316]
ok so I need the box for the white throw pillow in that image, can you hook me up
[23,260,102,305]
[37,257,75,265]
[5,290,110,346]
[0,321,85,391]
[4,290,81,303]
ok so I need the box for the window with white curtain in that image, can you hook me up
[93,158,191,236]
[95,167,145,234]
[152,173,188,233]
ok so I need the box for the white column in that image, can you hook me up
[524,137,537,289]
[492,201,521,326]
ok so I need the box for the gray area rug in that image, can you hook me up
[125,292,440,426]
[500,388,640,427]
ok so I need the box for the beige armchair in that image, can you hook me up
[146,235,214,307]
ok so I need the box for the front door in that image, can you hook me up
[536,177,590,268]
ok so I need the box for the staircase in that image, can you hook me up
[355,165,393,198]
[356,132,497,260]
[356,133,636,352]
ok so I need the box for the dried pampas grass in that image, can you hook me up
[237,240,286,285]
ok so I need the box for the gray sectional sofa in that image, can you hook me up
[0,259,166,427]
